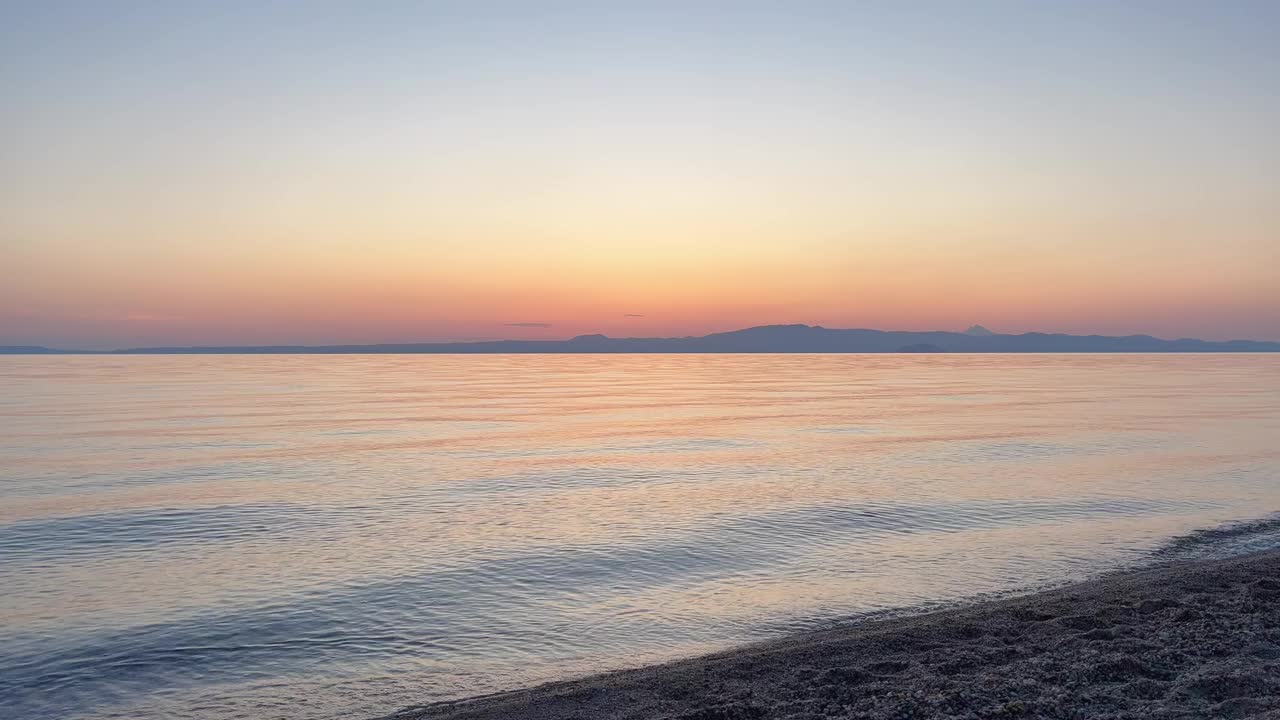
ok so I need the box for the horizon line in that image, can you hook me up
[4,323,1279,354]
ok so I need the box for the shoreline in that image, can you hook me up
[385,549,1280,719]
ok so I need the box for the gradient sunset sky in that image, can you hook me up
[4,1,1278,349]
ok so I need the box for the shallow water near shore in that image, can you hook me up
[2,354,1278,720]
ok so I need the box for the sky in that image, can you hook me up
[3,1,1278,349]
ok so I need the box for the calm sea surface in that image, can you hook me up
[2,354,1279,719]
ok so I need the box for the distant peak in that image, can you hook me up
[569,333,609,342]
[964,324,995,336]
[737,324,817,332]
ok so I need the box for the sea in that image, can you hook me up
[2,354,1278,719]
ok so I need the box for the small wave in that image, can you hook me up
[1152,512,1280,561]
[0,503,378,567]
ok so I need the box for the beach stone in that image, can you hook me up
[671,703,766,720]
[1137,598,1181,615]
[1179,670,1273,702]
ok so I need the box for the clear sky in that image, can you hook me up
[4,1,1278,348]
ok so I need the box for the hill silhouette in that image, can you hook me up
[3,325,1277,354]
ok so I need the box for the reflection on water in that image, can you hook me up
[1,354,1278,719]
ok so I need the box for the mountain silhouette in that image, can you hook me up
[0,346,69,354]
[3,325,1277,354]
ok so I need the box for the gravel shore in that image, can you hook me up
[386,550,1280,720]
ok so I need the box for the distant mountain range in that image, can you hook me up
[4,325,1278,354]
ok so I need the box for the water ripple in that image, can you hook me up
[1,353,1278,720]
